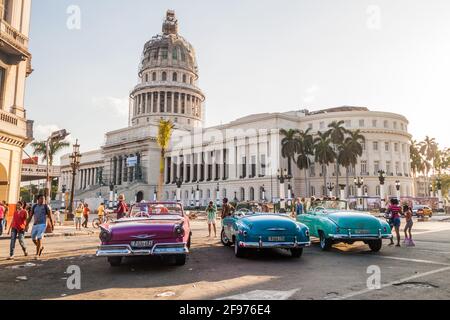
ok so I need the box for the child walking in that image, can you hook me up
[403,205,415,247]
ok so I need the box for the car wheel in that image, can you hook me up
[92,219,100,229]
[234,241,246,258]
[368,240,382,252]
[174,255,186,266]
[221,229,231,246]
[107,257,122,267]
[319,231,332,251]
[290,248,303,258]
[187,234,192,249]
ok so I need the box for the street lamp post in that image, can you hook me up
[277,168,291,210]
[68,139,81,221]
[437,178,443,211]
[395,180,401,201]
[190,187,194,207]
[175,177,182,202]
[287,184,292,208]
[153,187,157,201]
[261,185,266,202]
[327,182,335,198]
[339,184,346,200]
[109,182,114,209]
[195,182,200,209]
[354,177,364,210]
[216,182,220,207]
[378,170,386,209]
[429,183,434,198]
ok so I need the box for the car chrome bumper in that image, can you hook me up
[328,234,393,240]
[240,237,310,249]
[96,243,189,257]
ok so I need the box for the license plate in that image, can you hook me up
[131,240,154,248]
[354,229,370,235]
[268,236,285,242]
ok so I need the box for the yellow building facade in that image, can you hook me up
[0,0,33,212]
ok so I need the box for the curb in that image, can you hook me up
[0,230,96,241]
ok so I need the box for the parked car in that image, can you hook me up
[297,200,392,252]
[221,203,310,258]
[412,205,433,218]
[96,202,191,267]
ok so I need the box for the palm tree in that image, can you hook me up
[337,141,358,198]
[327,120,348,196]
[280,129,300,176]
[295,128,314,197]
[420,136,438,195]
[156,119,174,200]
[30,140,70,166]
[410,140,425,197]
[314,131,336,196]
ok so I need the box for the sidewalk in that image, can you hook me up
[0,223,97,241]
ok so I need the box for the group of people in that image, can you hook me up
[386,198,415,247]
[2,195,54,260]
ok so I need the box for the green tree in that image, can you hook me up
[156,119,174,201]
[295,128,314,197]
[30,140,70,166]
[314,131,336,196]
[280,129,300,176]
[420,136,438,196]
[327,120,349,196]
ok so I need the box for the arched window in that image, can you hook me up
[207,189,211,199]
[249,187,255,201]
[162,72,167,81]
[181,50,186,62]
[182,74,187,83]
[172,72,177,82]
[152,72,156,81]
[145,74,148,82]
[240,188,245,201]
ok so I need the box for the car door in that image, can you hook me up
[222,215,235,239]
[298,208,319,237]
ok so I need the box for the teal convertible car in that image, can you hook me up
[221,203,311,258]
[297,200,392,252]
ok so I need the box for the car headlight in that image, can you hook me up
[99,229,111,243]
[305,229,310,237]
[174,224,185,237]
[238,229,248,236]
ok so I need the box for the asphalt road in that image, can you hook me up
[0,218,449,300]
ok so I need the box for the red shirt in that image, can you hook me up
[11,209,28,231]
[83,207,90,216]
[388,204,401,219]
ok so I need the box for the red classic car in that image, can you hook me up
[96,202,192,267]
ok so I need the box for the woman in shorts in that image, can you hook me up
[75,203,84,231]
[206,201,217,238]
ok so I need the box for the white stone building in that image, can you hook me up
[59,10,414,206]
[0,0,33,208]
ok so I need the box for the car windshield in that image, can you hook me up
[236,203,264,215]
[130,202,183,217]
[311,200,348,211]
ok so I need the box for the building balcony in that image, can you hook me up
[0,19,30,60]
[0,109,28,143]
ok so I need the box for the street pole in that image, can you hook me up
[395,180,401,201]
[216,182,220,207]
[339,184,346,200]
[195,182,200,208]
[153,187,157,201]
[46,137,50,204]
[175,177,182,203]
[261,185,266,203]
[277,168,291,211]
[437,178,443,211]
[354,177,364,210]
[67,138,80,221]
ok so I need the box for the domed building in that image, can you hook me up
[58,10,415,209]
[130,10,205,129]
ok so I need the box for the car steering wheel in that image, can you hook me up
[133,212,151,218]
[314,206,326,213]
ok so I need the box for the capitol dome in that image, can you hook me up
[130,10,205,129]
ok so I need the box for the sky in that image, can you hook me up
[26,0,450,160]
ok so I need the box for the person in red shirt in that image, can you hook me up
[82,203,91,228]
[116,194,128,219]
[7,201,28,260]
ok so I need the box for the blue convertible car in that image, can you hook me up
[221,203,311,258]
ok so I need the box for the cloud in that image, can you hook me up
[92,96,129,117]
[302,85,320,104]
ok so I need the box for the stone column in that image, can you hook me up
[157,92,161,113]
[123,156,128,183]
